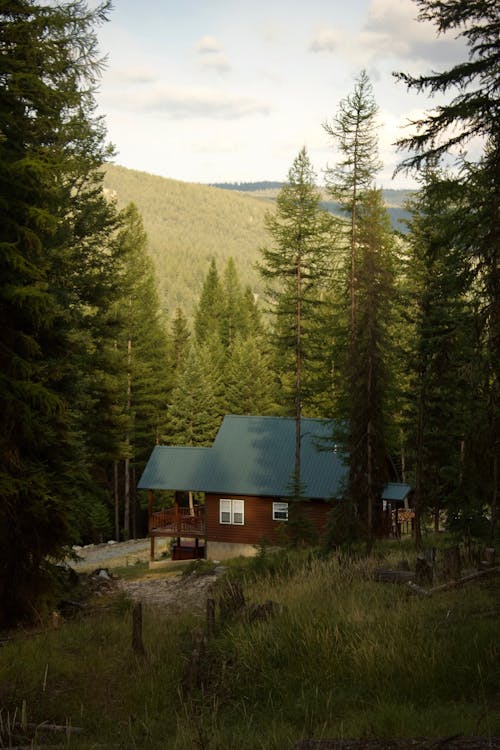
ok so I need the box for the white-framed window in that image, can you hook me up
[272,501,289,521]
[219,498,245,525]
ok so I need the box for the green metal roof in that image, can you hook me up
[381,482,412,502]
[138,415,348,499]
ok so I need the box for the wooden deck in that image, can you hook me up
[149,505,205,538]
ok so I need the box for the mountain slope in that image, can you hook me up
[102,164,271,319]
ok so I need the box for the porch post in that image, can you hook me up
[149,490,155,562]
[148,490,154,531]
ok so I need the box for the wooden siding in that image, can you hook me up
[205,493,330,545]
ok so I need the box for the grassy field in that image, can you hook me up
[0,542,498,749]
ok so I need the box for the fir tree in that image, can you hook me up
[164,347,221,447]
[224,336,277,416]
[116,204,171,539]
[194,258,223,345]
[0,0,115,624]
[395,0,500,540]
[345,189,396,546]
[258,147,334,527]
[323,70,382,332]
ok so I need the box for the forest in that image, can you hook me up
[0,0,498,627]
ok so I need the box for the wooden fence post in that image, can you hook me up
[132,602,146,658]
[443,545,461,580]
[206,598,215,639]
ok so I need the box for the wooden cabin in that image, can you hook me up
[138,415,411,561]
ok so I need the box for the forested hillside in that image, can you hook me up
[102,165,271,317]
[102,166,412,319]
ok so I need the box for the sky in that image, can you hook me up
[93,0,468,189]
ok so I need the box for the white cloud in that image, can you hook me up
[362,0,467,65]
[196,35,223,54]
[196,35,231,73]
[308,26,342,53]
[133,86,271,120]
[307,0,466,69]
[108,66,157,84]
[199,53,231,74]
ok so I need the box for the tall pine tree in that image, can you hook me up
[258,147,333,540]
[0,0,116,624]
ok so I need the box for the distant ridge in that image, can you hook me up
[211,181,413,231]
[210,181,284,191]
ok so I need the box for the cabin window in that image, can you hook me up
[272,501,288,521]
[219,498,245,525]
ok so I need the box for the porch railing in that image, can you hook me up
[149,505,205,537]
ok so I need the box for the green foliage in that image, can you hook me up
[224,335,278,416]
[323,69,382,211]
[346,189,397,541]
[394,0,500,171]
[395,0,500,544]
[258,147,335,417]
[401,168,477,542]
[0,0,116,625]
[324,72,397,546]
[163,346,222,446]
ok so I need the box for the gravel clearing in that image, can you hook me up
[118,570,220,613]
[69,537,220,613]
[70,537,169,571]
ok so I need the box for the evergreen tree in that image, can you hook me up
[224,336,277,416]
[170,307,191,371]
[0,0,115,624]
[194,258,223,345]
[115,204,171,539]
[402,170,475,545]
[258,147,334,524]
[395,0,500,540]
[220,257,248,349]
[164,347,221,447]
[323,70,382,332]
[324,74,394,546]
[345,190,396,545]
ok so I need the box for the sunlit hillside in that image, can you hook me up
[102,164,271,319]
[102,165,413,321]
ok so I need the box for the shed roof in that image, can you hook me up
[138,415,348,499]
[381,482,412,502]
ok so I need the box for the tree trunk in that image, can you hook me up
[131,464,137,539]
[123,457,130,541]
[414,371,425,549]
[123,336,132,540]
[113,460,120,542]
[295,254,302,496]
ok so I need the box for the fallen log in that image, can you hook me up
[407,566,500,597]
[27,722,83,734]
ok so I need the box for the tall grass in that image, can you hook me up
[0,548,498,749]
